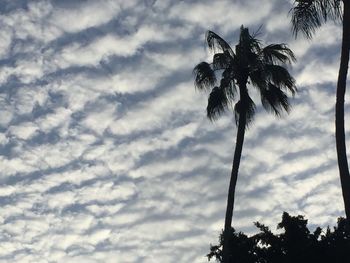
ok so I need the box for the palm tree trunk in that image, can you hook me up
[336,0,350,219]
[222,103,247,263]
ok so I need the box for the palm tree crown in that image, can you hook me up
[194,26,297,125]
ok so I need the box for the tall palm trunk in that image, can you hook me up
[336,0,350,219]
[222,85,247,263]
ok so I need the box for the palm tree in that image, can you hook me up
[290,0,350,219]
[193,26,297,262]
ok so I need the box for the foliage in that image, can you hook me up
[290,0,342,38]
[207,212,350,263]
[193,26,297,125]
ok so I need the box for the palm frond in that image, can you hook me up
[234,96,256,126]
[207,86,229,121]
[249,67,267,89]
[261,44,296,65]
[251,24,264,39]
[220,69,237,101]
[212,50,234,70]
[260,83,291,116]
[318,0,342,21]
[290,0,342,38]
[291,0,322,38]
[193,62,216,91]
[265,64,297,95]
[206,31,235,56]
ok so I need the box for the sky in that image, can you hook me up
[0,0,349,262]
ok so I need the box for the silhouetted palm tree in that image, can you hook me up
[193,26,297,262]
[290,0,350,219]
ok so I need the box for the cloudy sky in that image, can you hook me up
[0,0,349,262]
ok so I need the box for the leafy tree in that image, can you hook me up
[290,0,350,219]
[208,212,350,263]
[193,26,297,262]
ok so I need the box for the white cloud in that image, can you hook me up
[0,23,12,57]
[54,21,194,69]
[8,122,38,140]
[1,1,61,43]
[296,59,339,86]
[50,1,121,33]
[170,0,273,32]
[36,107,72,132]
[109,81,205,135]
[12,86,48,115]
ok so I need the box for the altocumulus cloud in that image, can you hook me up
[0,0,349,262]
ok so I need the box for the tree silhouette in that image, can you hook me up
[193,26,297,262]
[208,212,350,263]
[290,0,350,219]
